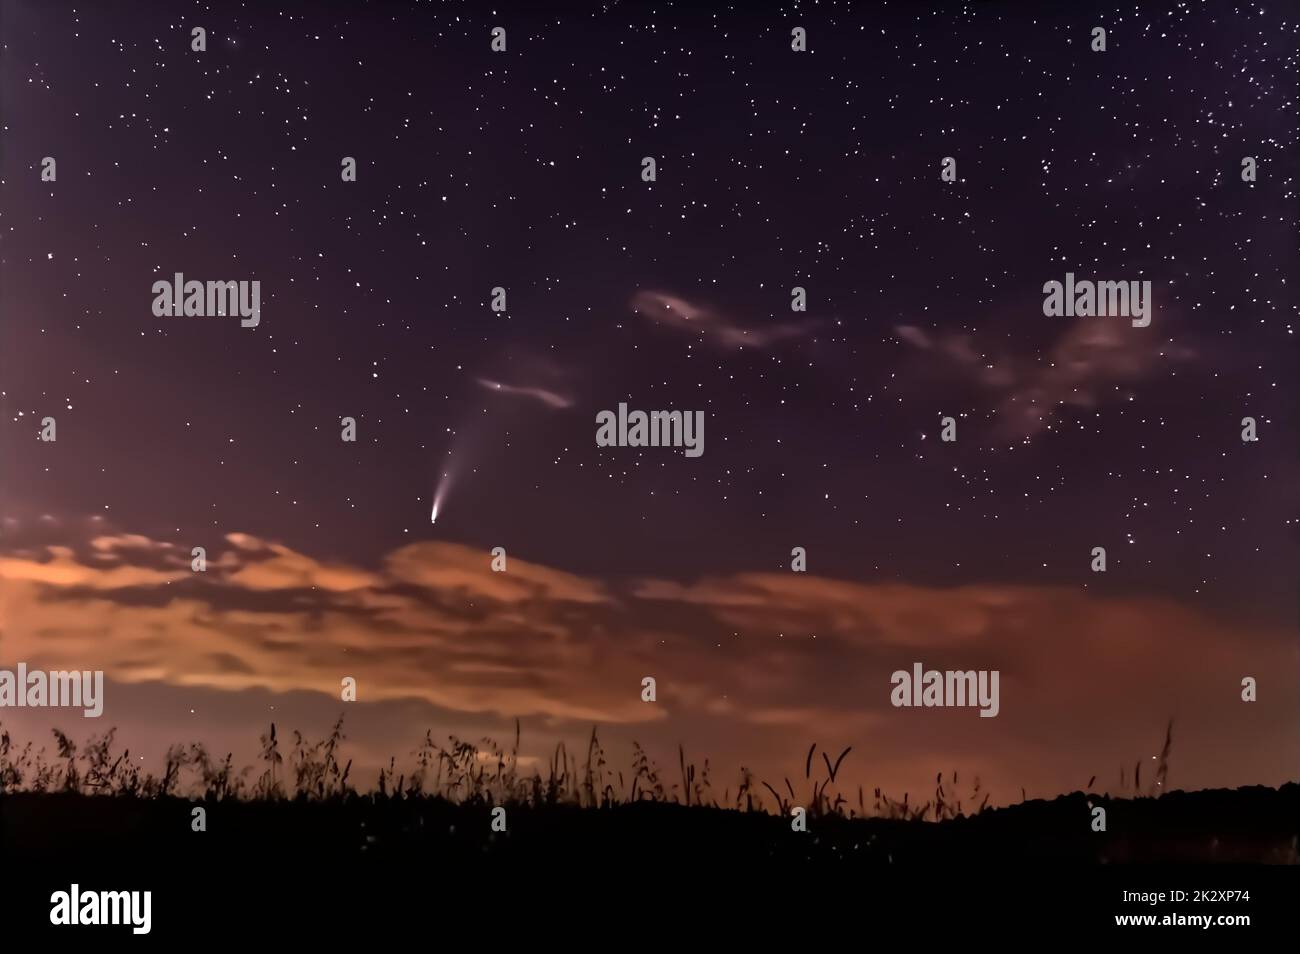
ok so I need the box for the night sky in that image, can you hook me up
[2,0,1298,805]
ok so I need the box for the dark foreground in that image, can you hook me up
[3,784,1297,937]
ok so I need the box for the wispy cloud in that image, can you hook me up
[475,377,574,409]
[894,317,1195,439]
[631,290,815,349]
[992,319,1194,439]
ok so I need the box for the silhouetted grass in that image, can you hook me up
[0,714,1177,821]
[2,716,956,817]
[3,716,1299,866]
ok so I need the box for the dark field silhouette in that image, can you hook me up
[3,716,1297,867]
[4,717,1296,937]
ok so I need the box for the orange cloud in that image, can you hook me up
[0,530,1292,805]
[223,534,378,592]
[384,541,610,605]
[0,545,185,589]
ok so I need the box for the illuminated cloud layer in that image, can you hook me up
[1,526,1292,803]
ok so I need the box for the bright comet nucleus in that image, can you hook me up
[430,472,451,524]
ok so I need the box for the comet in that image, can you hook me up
[430,471,452,525]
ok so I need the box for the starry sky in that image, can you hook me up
[2,0,1298,805]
